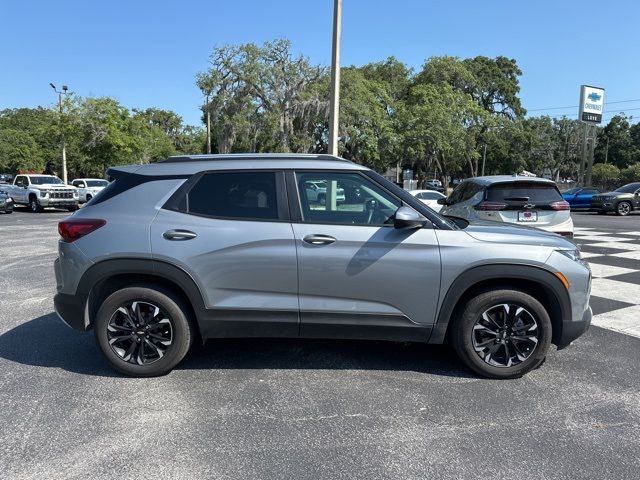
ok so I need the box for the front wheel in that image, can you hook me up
[67,205,79,212]
[29,197,43,213]
[451,289,552,379]
[616,201,631,216]
[94,286,194,377]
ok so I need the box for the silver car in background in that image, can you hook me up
[53,154,590,379]
[439,176,574,237]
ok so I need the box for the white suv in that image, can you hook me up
[439,176,573,237]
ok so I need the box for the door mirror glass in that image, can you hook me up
[437,197,447,205]
[394,206,427,229]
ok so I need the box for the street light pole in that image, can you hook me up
[50,83,69,183]
[328,0,342,156]
[205,93,212,154]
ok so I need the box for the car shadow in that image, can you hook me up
[0,313,473,379]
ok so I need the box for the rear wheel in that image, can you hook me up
[451,289,551,379]
[616,201,631,216]
[94,286,194,377]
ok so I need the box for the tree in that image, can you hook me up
[196,39,327,153]
[0,128,42,172]
[592,163,620,190]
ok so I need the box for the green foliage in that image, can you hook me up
[620,163,640,184]
[592,163,620,190]
[0,128,43,172]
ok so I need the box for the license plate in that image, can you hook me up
[518,211,538,222]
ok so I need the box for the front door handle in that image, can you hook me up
[303,234,336,245]
[163,229,197,241]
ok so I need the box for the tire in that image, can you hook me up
[94,286,194,377]
[67,205,79,212]
[317,193,326,205]
[29,196,43,213]
[616,201,631,216]
[86,194,92,202]
[450,289,552,379]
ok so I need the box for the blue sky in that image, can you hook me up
[2,0,639,126]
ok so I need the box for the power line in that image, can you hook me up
[528,97,640,112]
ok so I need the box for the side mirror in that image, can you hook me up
[394,206,427,229]
[437,197,447,205]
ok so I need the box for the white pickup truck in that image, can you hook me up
[71,178,109,203]
[7,174,79,212]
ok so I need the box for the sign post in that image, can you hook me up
[578,85,605,186]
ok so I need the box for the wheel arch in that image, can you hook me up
[429,264,571,346]
[78,259,206,335]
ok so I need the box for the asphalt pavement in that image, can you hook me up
[0,207,639,480]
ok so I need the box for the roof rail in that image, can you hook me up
[158,153,350,163]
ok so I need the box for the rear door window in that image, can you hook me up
[186,171,279,220]
[487,182,562,203]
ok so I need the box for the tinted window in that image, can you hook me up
[582,189,599,194]
[614,183,640,193]
[296,172,401,225]
[29,176,63,185]
[15,176,26,187]
[418,191,442,200]
[563,188,580,195]
[86,180,108,187]
[487,182,562,203]
[187,172,278,220]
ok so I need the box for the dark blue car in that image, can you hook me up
[562,187,601,209]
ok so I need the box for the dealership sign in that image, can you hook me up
[579,85,605,124]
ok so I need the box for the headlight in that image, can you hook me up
[73,191,79,197]
[557,249,581,262]
[40,190,48,197]
[557,249,589,269]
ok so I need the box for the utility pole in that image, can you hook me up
[328,0,342,156]
[604,136,609,164]
[481,144,487,176]
[50,83,69,183]
[205,93,212,154]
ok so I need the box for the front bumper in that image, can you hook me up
[590,200,614,212]
[41,198,78,207]
[54,292,88,331]
[556,305,592,349]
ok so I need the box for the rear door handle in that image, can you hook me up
[163,229,197,241]
[303,234,336,245]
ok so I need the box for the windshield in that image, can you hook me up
[563,188,580,195]
[614,183,640,193]
[29,176,63,185]
[86,180,108,187]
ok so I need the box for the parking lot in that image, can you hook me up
[0,207,639,479]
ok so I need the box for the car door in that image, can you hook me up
[288,170,441,341]
[13,176,27,203]
[150,170,299,338]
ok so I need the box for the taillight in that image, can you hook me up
[58,219,106,242]
[550,201,570,211]
[475,201,507,211]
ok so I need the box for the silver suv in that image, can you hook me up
[439,176,574,237]
[54,154,592,379]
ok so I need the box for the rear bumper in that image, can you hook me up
[53,292,88,331]
[556,305,592,349]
